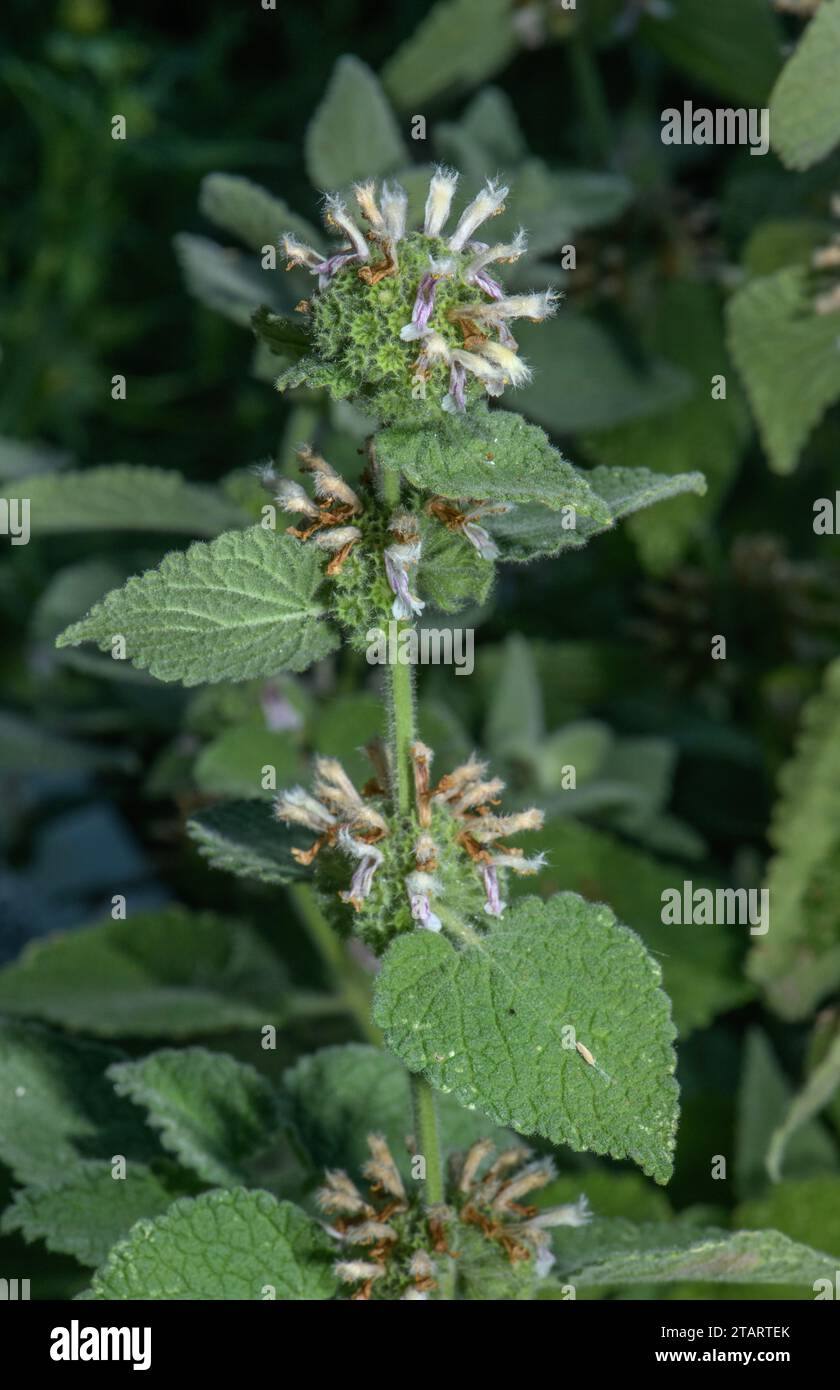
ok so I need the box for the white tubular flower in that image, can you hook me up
[312,525,363,552]
[491,1160,557,1211]
[323,194,370,261]
[526,1195,592,1230]
[363,1134,407,1200]
[334,1260,384,1285]
[490,851,547,875]
[457,1139,495,1193]
[449,346,506,386]
[450,777,505,815]
[476,339,532,386]
[297,444,362,511]
[316,1170,370,1217]
[353,179,385,231]
[471,290,560,323]
[381,181,408,243]
[448,179,508,252]
[275,479,321,519]
[350,1220,399,1246]
[424,166,459,236]
[274,786,336,833]
[409,1250,437,1281]
[412,330,452,386]
[280,233,323,271]
[313,756,364,815]
[466,229,528,276]
[466,808,544,843]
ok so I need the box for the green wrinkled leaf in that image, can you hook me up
[487,466,706,563]
[374,892,679,1183]
[194,725,301,800]
[727,266,840,475]
[770,0,840,170]
[1,465,248,537]
[1,1163,181,1268]
[640,0,782,108]
[199,173,323,252]
[418,518,495,613]
[282,1044,511,1182]
[379,406,611,515]
[516,821,751,1038]
[0,1021,159,1185]
[748,657,840,1017]
[550,1219,837,1288]
[186,799,311,885]
[86,1190,339,1300]
[56,528,339,686]
[381,0,517,109]
[108,1049,280,1187]
[305,56,406,188]
[0,908,289,1037]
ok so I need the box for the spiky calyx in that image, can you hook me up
[279,170,558,426]
[274,745,546,954]
[320,1134,590,1300]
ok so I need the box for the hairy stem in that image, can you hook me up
[379,458,448,1247]
[410,1071,445,1205]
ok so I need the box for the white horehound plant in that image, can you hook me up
[57,168,710,1299]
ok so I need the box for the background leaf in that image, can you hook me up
[2,1162,181,1268]
[1,465,248,537]
[0,1021,159,1185]
[0,908,290,1037]
[305,55,406,188]
[727,266,840,475]
[109,1049,281,1187]
[770,0,840,170]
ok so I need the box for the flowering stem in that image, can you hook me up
[379,460,447,1229]
[411,1070,445,1200]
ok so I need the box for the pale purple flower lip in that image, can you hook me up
[463,520,500,561]
[338,829,384,906]
[411,895,442,932]
[442,358,468,413]
[343,852,380,903]
[313,250,358,285]
[384,541,425,619]
[482,863,505,917]
[472,268,504,299]
[399,272,438,341]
